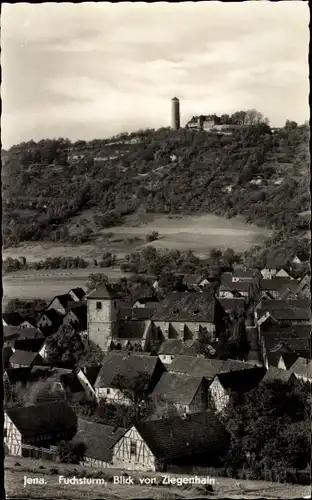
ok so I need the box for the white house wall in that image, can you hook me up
[113,426,156,472]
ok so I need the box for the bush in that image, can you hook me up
[146,231,159,242]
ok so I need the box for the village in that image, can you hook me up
[3,257,311,478]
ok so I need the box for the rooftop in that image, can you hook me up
[87,284,121,300]
[152,372,204,405]
[169,355,257,381]
[152,292,220,322]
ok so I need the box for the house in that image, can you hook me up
[182,274,211,290]
[261,367,294,384]
[133,297,159,309]
[75,368,98,403]
[80,365,102,389]
[10,350,43,369]
[158,339,197,364]
[275,268,293,279]
[208,367,266,413]
[94,352,166,404]
[259,278,297,299]
[280,274,311,299]
[47,294,74,315]
[71,419,126,469]
[231,269,260,283]
[260,260,286,280]
[255,300,311,329]
[4,402,77,455]
[17,327,44,339]
[4,326,23,346]
[218,298,246,316]
[37,309,64,335]
[151,292,226,343]
[63,302,87,332]
[277,352,301,370]
[14,337,45,353]
[218,281,252,300]
[260,336,310,369]
[288,358,312,383]
[87,284,122,351]
[169,355,257,382]
[19,318,39,329]
[111,411,230,472]
[68,287,86,302]
[2,312,23,327]
[3,346,14,370]
[152,372,208,414]
[112,318,152,351]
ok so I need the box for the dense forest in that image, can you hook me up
[2,117,310,262]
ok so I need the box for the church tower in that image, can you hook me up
[87,284,121,351]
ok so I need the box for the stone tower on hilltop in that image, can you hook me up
[171,97,180,130]
[87,284,121,351]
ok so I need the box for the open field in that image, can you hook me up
[2,268,130,304]
[3,214,271,263]
[5,456,310,500]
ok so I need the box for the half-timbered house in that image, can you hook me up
[46,294,74,315]
[111,411,230,472]
[4,402,77,456]
[208,367,266,413]
[71,419,126,469]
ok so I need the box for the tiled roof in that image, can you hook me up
[232,269,259,279]
[72,419,126,463]
[261,367,293,383]
[169,355,257,381]
[219,282,250,292]
[95,353,163,389]
[152,372,204,405]
[260,325,311,338]
[87,284,121,299]
[17,328,44,340]
[258,300,311,322]
[260,278,297,291]
[132,308,154,320]
[3,326,21,340]
[216,367,266,392]
[279,352,300,369]
[68,288,86,300]
[118,306,133,320]
[158,339,185,355]
[10,350,41,366]
[128,411,230,461]
[14,338,45,353]
[5,402,77,438]
[262,336,310,367]
[218,298,246,313]
[64,303,87,330]
[288,358,312,379]
[134,297,159,305]
[151,292,220,322]
[39,308,64,326]
[48,294,74,309]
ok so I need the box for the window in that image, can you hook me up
[4,428,7,438]
[107,389,110,395]
[130,440,136,457]
[96,301,102,310]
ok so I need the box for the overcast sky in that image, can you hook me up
[1,1,309,148]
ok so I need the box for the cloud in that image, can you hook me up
[1,1,309,148]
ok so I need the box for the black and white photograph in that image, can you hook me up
[1,2,311,499]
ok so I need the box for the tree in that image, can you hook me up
[45,324,85,364]
[4,298,47,320]
[111,370,152,418]
[245,109,269,126]
[57,440,86,464]
[86,273,109,293]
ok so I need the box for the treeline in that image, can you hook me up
[3,256,90,273]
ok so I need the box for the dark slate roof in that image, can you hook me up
[3,312,23,326]
[10,350,41,366]
[260,278,297,291]
[48,293,74,309]
[39,308,64,326]
[169,355,257,381]
[81,365,102,387]
[263,337,310,367]
[260,325,311,338]
[134,297,160,305]
[182,274,206,286]
[14,338,45,353]
[87,284,121,299]
[131,308,154,320]
[279,281,303,299]
[288,358,312,379]
[220,273,233,286]
[261,367,293,383]
[152,372,204,405]
[216,367,266,392]
[4,367,32,384]
[219,282,250,292]
[64,303,87,330]
[117,320,147,339]
[232,269,259,279]
[125,411,230,461]
[118,306,133,320]
[72,420,126,462]
[218,298,246,313]
[151,292,219,322]
[95,353,161,389]
[68,287,86,300]
[5,402,77,438]
[3,326,21,340]
[17,327,44,340]
[258,299,311,322]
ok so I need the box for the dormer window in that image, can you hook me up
[173,308,179,314]
[96,301,102,310]
[193,308,199,315]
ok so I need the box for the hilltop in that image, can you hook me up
[2,121,310,262]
